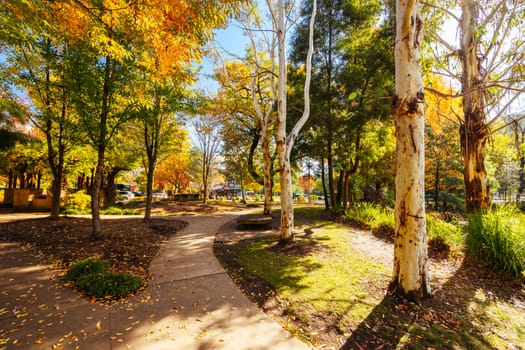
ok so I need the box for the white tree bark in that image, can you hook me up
[275,0,316,243]
[392,0,431,300]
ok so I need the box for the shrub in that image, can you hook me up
[296,195,306,202]
[426,213,463,250]
[343,203,394,230]
[309,195,318,201]
[101,206,141,215]
[466,206,525,278]
[67,191,91,214]
[76,272,141,299]
[66,257,108,282]
[66,257,141,299]
[345,204,463,254]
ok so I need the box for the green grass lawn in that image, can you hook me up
[217,205,525,349]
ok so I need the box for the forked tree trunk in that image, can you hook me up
[391,0,431,300]
[275,0,316,243]
[460,0,489,212]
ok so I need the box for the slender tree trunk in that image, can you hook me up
[91,149,104,240]
[90,55,111,240]
[391,0,431,301]
[336,170,344,207]
[275,0,316,243]
[321,155,329,210]
[460,0,489,212]
[276,0,293,242]
[145,158,155,221]
[262,122,273,215]
[327,137,336,207]
[433,162,440,210]
[343,170,350,210]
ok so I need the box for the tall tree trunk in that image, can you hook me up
[342,170,351,210]
[433,162,440,210]
[321,155,329,210]
[391,0,431,300]
[335,169,344,207]
[262,122,273,215]
[276,0,293,242]
[275,0,316,243]
[90,55,111,240]
[460,0,489,212]
[91,149,104,240]
[327,135,336,207]
[144,157,155,221]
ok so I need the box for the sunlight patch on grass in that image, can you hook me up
[466,289,525,348]
[234,208,390,340]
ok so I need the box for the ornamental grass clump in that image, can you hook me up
[466,205,525,278]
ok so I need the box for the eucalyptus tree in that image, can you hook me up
[423,0,525,211]
[274,0,317,242]
[391,0,431,300]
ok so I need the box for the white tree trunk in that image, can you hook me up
[275,0,316,243]
[392,0,431,300]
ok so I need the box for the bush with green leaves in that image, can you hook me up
[75,272,141,299]
[67,190,91,214]
[466,206,525,278]
[66,257,107,281]
[66,258,141,299]
[101,206,141,215]
[343,202,394,230]
[344,203,463,255]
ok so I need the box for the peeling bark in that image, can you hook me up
[391,0,431,300]
[460,0,490,212]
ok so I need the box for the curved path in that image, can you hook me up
[0,212,310,349]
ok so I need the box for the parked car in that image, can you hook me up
[117,190,135,201]
[152,192,167,199]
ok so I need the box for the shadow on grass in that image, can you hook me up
[343,255,524,349]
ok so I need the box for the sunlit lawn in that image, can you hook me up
[221,205,525,349]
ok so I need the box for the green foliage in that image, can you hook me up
[343,202,394,230]
[309,194,318,201]
[426,213,464,247]
[101,206,141,215]
[66,257,141,299]
[344,203,464,254]
[466,206,525,278]
[220,206,524,348]
[67,191,91,214]
[75,272,141,299]
[66,257,107,282]
[296,195,306,203]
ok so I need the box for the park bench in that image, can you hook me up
[236,214,273,228]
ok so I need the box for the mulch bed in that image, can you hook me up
[0,217,187,282]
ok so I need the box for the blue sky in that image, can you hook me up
[196,22,250,93]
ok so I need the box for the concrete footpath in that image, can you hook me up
[0,212,310,350]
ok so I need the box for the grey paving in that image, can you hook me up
[0,212,310,350]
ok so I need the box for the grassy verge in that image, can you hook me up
[216,205,525,349]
